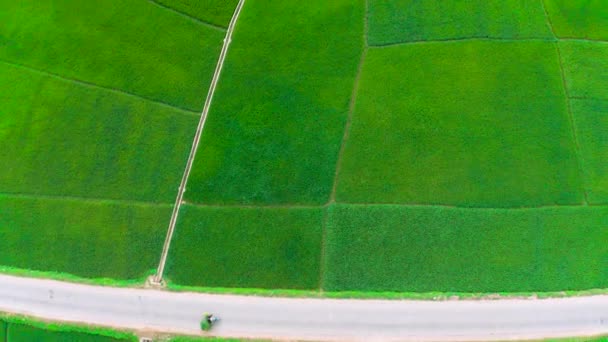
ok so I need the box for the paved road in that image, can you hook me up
[0,275,606,341]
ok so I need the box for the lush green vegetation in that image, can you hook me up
[559,41,608,101]
[543,0,608,40]
[0,320,6,341]
[0,315,136,342]
[185,0,365,205]
[0,0,223,111]
[324,204,608,293]
[0,63,197,203]
[367,0,552,45]
[336,40,582,207]
[154,0,239,28]
[0,195,169,279]
[571,99,608,204]
[166,205,323,289]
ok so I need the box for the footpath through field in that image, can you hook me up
[153,0,246,283]
[0,274,606,341]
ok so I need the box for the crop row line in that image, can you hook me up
[0,192,172,207]
[147,0,227,32]
[370,37,608,49]
[320,0,370,291]
[540,0,589,205]
[0,58,199,116]
[3,192,603,211]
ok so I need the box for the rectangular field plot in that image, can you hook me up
[153,0,239,28]
[559,41,608,101]
[335,41,583,207]
[323,204,608,293]
[0,195,169,280]
[0,63,197,203]
[0,0,224,111]
[543,0,608,40]
[572,99,608,204]
[166,205,323,289]
[368,0,552,45]
[184,0,365,205]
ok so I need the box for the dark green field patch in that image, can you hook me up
[572,99,608,204]
[0,63,197,202]
[0,321,6,342]
[543,0,608,40]
[559,41,608,101]
[367,0,552,45]
[324,204,608,293]
[0,0,223,111]
[336,41,583,207]
[166,205,323,289]
[0,195,169,280]
[185,0,365,205]
[153,0,239,28]
[6,322,134,342]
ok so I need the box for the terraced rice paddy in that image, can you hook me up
[0,0,606,295]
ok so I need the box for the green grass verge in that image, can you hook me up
[153,0,239,28]
[0,195,169,280]
[166,280,608,301]
[324,204,608,293]
[0,314,137,342]
[0,0,223,110]
[336,40,583,207]
[571,99,608,204]
[559,41,608,101]
[185,0,365,205]
[165,205,323,289]
[0,62,197,203]
[367,0,552,45]
[543,0,608,40]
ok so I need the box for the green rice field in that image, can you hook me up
[0,0,606,295]
[0,316,136,341]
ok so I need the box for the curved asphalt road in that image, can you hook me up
[0,275,606,341]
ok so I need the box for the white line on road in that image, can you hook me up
[154,0,246,283]
[0,274,606,341]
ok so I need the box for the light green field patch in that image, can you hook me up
[153,0,239,28]
[571,99,608,204]
[559,41,608,101]
[166,205,323,289]
[336,41,583,207]
[0,195,169,280]
[324,204,608,293]
[185,0,365,205]
[0,0,223,111]
[367,0,552,45]
[0,63,197,202]
[543,0,608,40]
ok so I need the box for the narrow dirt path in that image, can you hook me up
[153,0,246,283]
